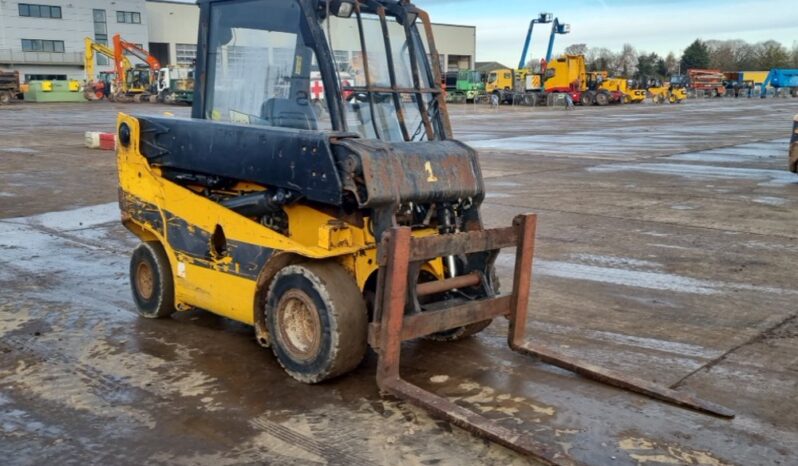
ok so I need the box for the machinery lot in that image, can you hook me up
[1,99,797,465]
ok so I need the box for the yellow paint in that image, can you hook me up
[424,161,438,182]
[116,113,445,327]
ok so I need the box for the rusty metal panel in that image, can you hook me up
[514,343,735,419]
[391,296,512,345]
[335,138,484,208]
[377,227,517,266]
[381,378,569,465]
[416,272,481,296]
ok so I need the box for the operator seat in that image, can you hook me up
[260,97,318,131]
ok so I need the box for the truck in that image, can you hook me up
[156,66,195,105]
[485,67,543,105]
[544,55,621,106]
[446,69,485,103]
[0,71,21,104]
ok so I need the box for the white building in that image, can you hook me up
[0,0,475,82]
[0,0,148,80]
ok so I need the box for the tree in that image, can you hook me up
[586,47,616,72]
[756,40,790,69]
[656,58,669,78]
[681,39,710,70]
[564,43,588,56]
[615,43,638,76]
[706,40,738,71]
[665,52,679,75]
[636,52,660,80]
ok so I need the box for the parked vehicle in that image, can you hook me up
[544,55,621,106]
[156,66,194,105]
[760,69,798,98]
[0,71,21,104]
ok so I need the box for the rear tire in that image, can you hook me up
[0,92,11,105]
[130,242,176,319]
[595,91,610,106]
[580,92,593,106]
[266,263,368,384]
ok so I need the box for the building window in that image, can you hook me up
[18,3,62,19]
[116,11,141,24]
[26,74,67,81]
[21,39,65,53]
[93,9,109,65]
[175,44,197,65]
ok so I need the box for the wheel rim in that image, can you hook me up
[276,290,322,361]
[136,261,155,300]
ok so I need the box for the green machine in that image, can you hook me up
[447,70,485,103]
[24,80,86,102]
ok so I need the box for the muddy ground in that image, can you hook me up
[1,98,797,465]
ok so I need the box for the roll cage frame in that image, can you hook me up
[192,0,452,141]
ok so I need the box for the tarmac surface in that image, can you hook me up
[1,98,797,465]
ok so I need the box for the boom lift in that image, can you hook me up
[760,68,798,98]
[116,1,733,462]
[486,13,553,106]
[544,17,571,64]
[518,13,552,69]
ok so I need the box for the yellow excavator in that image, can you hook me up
[83,37,126,101]
[115,1,733,463]
[84,35,161,102]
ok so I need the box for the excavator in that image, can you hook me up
[84,34,161,102]
[83,37,123,101]
[115,1,733,463]
[112,34,162,102]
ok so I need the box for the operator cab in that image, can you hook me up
[196,0,447,142]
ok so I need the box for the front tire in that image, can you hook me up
[130,242,176,319]
[266,263,368,384]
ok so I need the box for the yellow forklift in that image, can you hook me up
[116,0,732,462]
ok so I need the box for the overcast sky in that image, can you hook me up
[413,0,798,65]
[174,0,798,65]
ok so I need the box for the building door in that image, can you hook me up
[149,43,170,66]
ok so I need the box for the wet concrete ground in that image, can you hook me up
[1,98,797,465]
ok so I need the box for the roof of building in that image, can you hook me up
[476,61,509,73]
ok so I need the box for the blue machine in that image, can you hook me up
[545,18,571,63]
[518,13,552,69]
[760,69,798,98]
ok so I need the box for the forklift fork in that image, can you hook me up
[369,214,733,464]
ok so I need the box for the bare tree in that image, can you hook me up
[614,43,638,76]
[586,47,617,72]
[665,52,679,75]
[564,43,588,56]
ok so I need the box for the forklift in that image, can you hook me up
[116,1,732,462]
